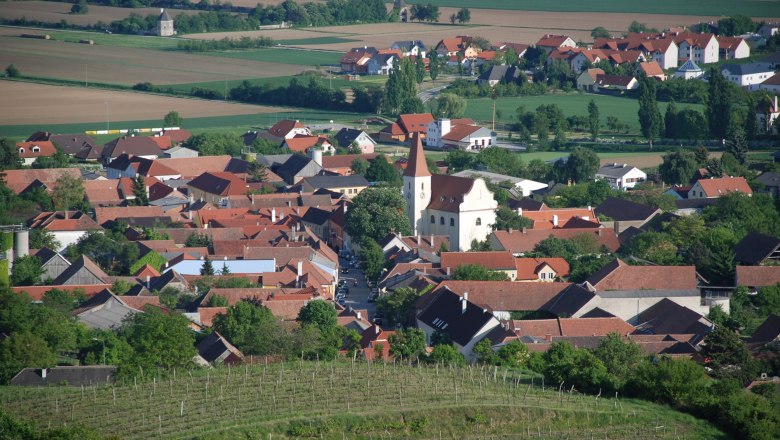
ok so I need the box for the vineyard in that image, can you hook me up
[0,360,723,439]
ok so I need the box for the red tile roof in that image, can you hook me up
[12,284,110,301]
[435,280,571,312]
[83,180,124,206]
[536,34,573,48]
[16,141,57,159]
[639,61,665,77]
[398,113,434,134]
[269,120,305,138]
[492,228,620,253]
[284,135,330,153]
[2,168,82,194]
[427,174,475,212]
[28,211,102,232]
[587,258,697,291]
[94,206,171,226]
[515,257,570,280]
[403,134,430,178]
[512,317,634,339]
[521,207,598,229]
[695,176,752,197]
[736,266,780,287]
[440,251,516,271]
[155,156,243,179]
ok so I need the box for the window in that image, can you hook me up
[440,216,444,225]
[32,146,40,153]
[450,218,455,227]
[476,217,481,226]
[18,148,24,154]
[430,215,435,223]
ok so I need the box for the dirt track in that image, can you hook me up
[0,81,286,125]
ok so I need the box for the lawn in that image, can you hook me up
[207,47,342,66]
[415,0,780,17]
[0,361,724,439]
[464,93,703,134]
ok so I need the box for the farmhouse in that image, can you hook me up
[403,135,497,251]
[759,73,780,93]
[673,32,719,65]
[187,172,250,205]
[756,96,780,134]
[721,63,775,89]
[16,141,56,166]
[27,211,102,251]
[281,135,334,155]
[476,65,523,87]
[595,163,647,190]
[687,176,752,199]
[425,118,495,151]
[391,40,426,57]
[379,113,434,143]
[535,34,576,53]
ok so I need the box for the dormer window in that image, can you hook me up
[18,148,24,154]
[32,146,40,153]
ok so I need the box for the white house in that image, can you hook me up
[674,33,719,65]
[535,34,577,53]
[688,176,753,199]
[425,119,495,151]
[717,36,750,60]
[722,63,775,90]
[675,58,704,79]
[760,73,780,93]
[758,22,780,39]
[390,40,426,57]
[757,96,780,135]
[595,163,647,191]
[403,135,497,251]
[367,53,396,75]
[645,39,679,70]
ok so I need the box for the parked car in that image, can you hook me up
[337,298,347,306]
[341,268,350,274]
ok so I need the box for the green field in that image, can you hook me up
[415,0,780,17]
[464,93,703,134]
[167,72,387,95]
[10,27,184,50]
[207,48,342,66]
[276,36,360,46]
[0,361,723,439]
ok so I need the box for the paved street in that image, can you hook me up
[337,254,377,320]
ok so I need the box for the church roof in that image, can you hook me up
[677,58,701,72]
[159,9,173,21]
[427,174,475,212]
[403,133,430,178]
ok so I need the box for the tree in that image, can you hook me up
[29,228,60,251]
[200,256,215,276]
[5,64,20,78]
[452,264,509,281]
[163,110,182,127]
[298,300,337,332]
[433,93,467,119]
[0,138,22,171]
[495,340,530,368]
[707,68,734,140]
[694,145,709,167]
[628,21,658,33]
[637,76,662,148]
[359,238,385,281]
[701,325,755,383]
[455,7,471,24]
[247,161,269,182]
[591,26,610,39]
[494,206,533,231]
[676,108,707,141]
[414,54,425,84]
[345,187,411,243]
[213,300,282,352]
[587,99,600,141]
[184,133,243,156]
[428,344,466,365]
[717,14,756,36]
[725,127,748,165]
[623,231,682,265]
[42,288,85,314]
[376,287,420,328]
[51,174,85,211]
[350,158,368,175]
[70,0,88,14]
[593,333,646,391]
[542,341,608,393]
[428,51,439,81]
[365,155,400,185]
[0,332,55,384]
[626,357,709,407]
[389,328,427,360]
[659,148,697,185]
[10,256,43,287]
[119,308,196,376]
[664,100,678,139]
[564,147,600,183]
[129,175,148,206]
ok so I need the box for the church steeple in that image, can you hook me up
[404,133,430,177]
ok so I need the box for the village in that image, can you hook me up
[2,1,780,438]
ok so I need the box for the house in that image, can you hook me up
[100,136,163,165]
[511,317,634,341]
[266,120,311,143]
[333,128,376,154]
[403,135,497,251]
[435,36,480,58]
[378,233,450,264]
[519,207,599,229]
[391,40,426,57]
[75,289,160,329]
[515,257,570,282]
[756,96,780,134]
[379,113,435,143]
[187,172,249,205]
[452,170,547,197]
[340,48,373,74]
[593,74,639,92]
[675,58,704,79]
[633,298,713,339]
[83,179,125,207]
[593,34,679,69]
[360,324,396,361]
[196,331,244,365]
[735,266,780,291]
[10,366,117,387]
[535,34,576,53]
[282,135,334,154]
[757,171,780,196]
[416,288,501,361]
[16,141,57,166]
[300,175,369,198]
[52,255,110,285]
[638,61,666,80]
[595,163,647,190]
[721,63,775,89]
[367,52,397,75]
[156,155,249,180]
[733,232,780,265]
[27,211,102,251]
[425,118,495,151]
[476,65,523,87]
[163,146,198,158]
[31,247,71,282]
[759,22,780,39]
[320,153,378,176]
[27,132,100,157]
[494,42,529,58]
[673,32,719,65]
[106,154,182,181]
[717,36,750,60]
[577,68,605,91]
[687,176,752,199]
[490,228,620,254]
[595,197,660,234]
[275,154,323,185]
[440,251,517,280]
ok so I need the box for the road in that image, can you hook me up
[417,84,449,103]
[337,253,377,320]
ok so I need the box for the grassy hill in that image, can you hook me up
[0,360,724,439]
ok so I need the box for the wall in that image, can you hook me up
[52,231,88,252]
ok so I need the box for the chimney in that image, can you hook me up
[518,207,523,216]
[522,227,527,234]
[508,228,513,234]
[446,266,451,276]
[297,260,303,277]
[587,205,592,212]
[271,208,276,222]
[622,163,627,168]
[461,292,468,314]
[251,193,255,205]
[552,215,559,227]
[357,311,362,320]
[597,228,602,236]
[417,235,421,246]
[146,275,150,289]
[41,368,47,379]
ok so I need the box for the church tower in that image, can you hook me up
[403,134,431,236]
[157,9,174,37]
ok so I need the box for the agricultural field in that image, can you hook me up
[0,1,199,27]
[0,361,724,439]
[463,93,704,133]
[208,47,342,66]
[416,0,780,17]
[167,72,387,96]
[0,31,312,85]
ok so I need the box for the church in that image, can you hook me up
[402,134,497,251]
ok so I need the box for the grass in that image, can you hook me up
[9,27,184,50]
[464,92,703,134]
[166,73,387,95]
[415,0,780,16]
[0,360,725,439]
[276,36,361,46]
[206,48,342,66]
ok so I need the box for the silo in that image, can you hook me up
[14,228,29,258]
[310,148,323,167]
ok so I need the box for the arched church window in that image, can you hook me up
[449,218,455,227]
[430,215,435,223]
[476,218,482,226]
[439,216,444,225]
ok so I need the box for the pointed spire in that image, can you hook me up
[404,133,430,177]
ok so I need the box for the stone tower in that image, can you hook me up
[157,9,174,37]
[402,133,431,236]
